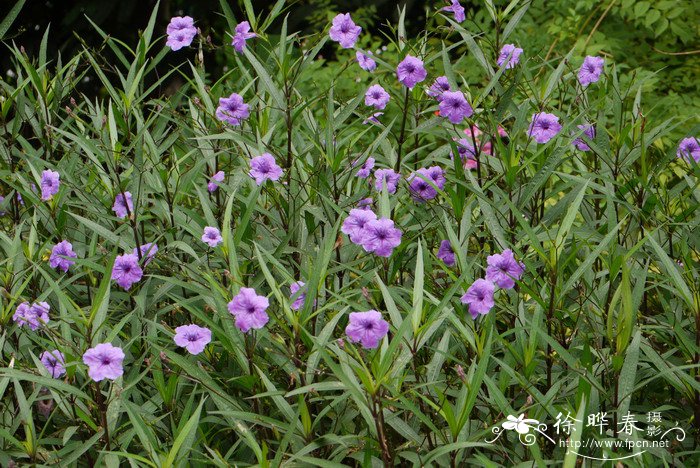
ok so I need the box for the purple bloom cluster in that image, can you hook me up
[228,287,270,332]
[216,93,250,126]
[249,153,283,185]
[356,157,375,178]
[342,209,402,257]
[441,0,466,23]
[427,76,451,100]
[82,343,124,382]
[174,324,212,355]
[437,240,455,266]
[439,91,473,124]
[397,55,427,89]
[166,16,197,51]
[289,281,307,310]
[408,166,445,201]
[329,13,361,49]
[461,249,525,318]
[365,85,390,110]
[41,170,60,201]
[13,301,50,331]
[573,124,596,151]
[134,243,158,265]
[49,240,77,272]
[112,253,143,290]
[677,137,700,163]
[528,112,562,144]
[208,171,225,192]
[497,44,523,69]
[345,310,389,349]
[578,56,604,86]
[232,21,256,52]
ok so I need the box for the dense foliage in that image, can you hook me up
[1,0,699,466]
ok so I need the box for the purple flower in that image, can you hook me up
[111,253,143,290]
[133,243,158,265]
[360,218,402,257]
[677,137,700,163]
[365,85,390,110]
[232,21,256,52]
[173,324,212,355]
[363,112,384,125]
[289,281,306,311]
[329,13,361,49]
[112,192,133,219]
[201,226,223,247]
[228,287,270,333]
[215,93,250,126]
[374,168,400,194]
[497,44,523,69]
[356,51,377,71]
[442,0,466,23]
[396,55,427,89]
[0,195,5,216]
[460,279,495,318]
[249,153,283,185]
[13,301,50,331]
[485,249,525,289]
[528,113,562,144]
[427,76,452,100]
[207,171,225,192]
[82,343,125,382]
[345,310,389,349]
[439,91,473,124]
[166,16,197,51]
[356,157,375,178]
[573,124,596,151]
[358,197,373,209]
[49,240,77,272]
[578,56,604,86]
[40,170,60,201]
[408,167,441,201]
[341,208,377,244]
[437,240,455,266]
[453,139,478,169]
[40,350,66,378]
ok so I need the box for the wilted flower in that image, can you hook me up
[460,279,495,318]
[82,343,125,382]
[528,112,562,144]
[112,192,133,219]
[363,112,383,125]
[497,44,523,69]
[356,157,375,178]
[356,51,377,71]
[341,208,377,244]
[365,85,390,110]
[329,13,361,48]
[677,137,700,163]
[437,240,455,266]
[289,281,307,310]
[228,287,270,332]
[439,91,473,124]
[442,0,466,23]
[360,218,402,257]
[485,249,525,289]
[345,310,390,349]
[166,16,197,51]
[40,170,60,201]
[249,153,283,185]
[111,253,143,290]
[357,197,373,209]
[201,226,223,247]
[396,55,427,89]
[13,302,50,331]
[216,93,250,126]
[208,171,225,192]
[49,240,77,272]
[374,168,400,194]
[40,350,66,378]
[578,56,604,86]
[573,124,596,151]
[427,76,451,100]
[232,21,256,52]
[173,324,212,355]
